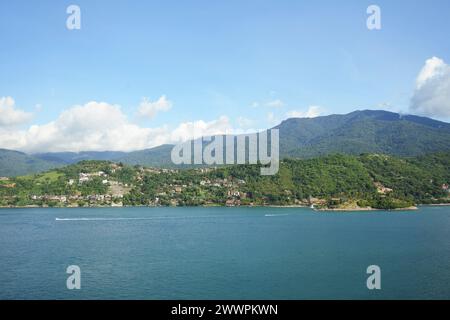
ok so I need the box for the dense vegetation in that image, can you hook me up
[277,110,450,158]
[1,152,448,210]
[0,149,62,177]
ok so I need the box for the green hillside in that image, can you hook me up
[1,153,449,209]
[117,144,175,166]
[0,149,61,177]
[113,110,450,166]
[277,110,450,158]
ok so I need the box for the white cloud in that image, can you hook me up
[415,57,446,89]
[410,57,450,118]
[167,116,258,143]
[0,101,167,152]
[0,100,239,153]
[286,105,324,118]
[0,97,33,127]
[170,116,233,142]
[137,95,172,119]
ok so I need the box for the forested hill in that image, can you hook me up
[0,149,62,177]
[276,110,450,158]
[115,110,450,166]
[1,152,449,210]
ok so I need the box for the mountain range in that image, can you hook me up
[1,110,449,177]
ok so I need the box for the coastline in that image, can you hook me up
[314,206,418,212]
[0,204,427,211]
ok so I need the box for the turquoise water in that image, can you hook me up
[0,206,449,300]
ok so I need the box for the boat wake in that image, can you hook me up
[55,215,232,221]
[56,217,155,221]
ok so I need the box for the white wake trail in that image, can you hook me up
[55,217,155,221]
[55,215,233,221]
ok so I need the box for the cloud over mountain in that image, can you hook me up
[410,57,450,118]
[0,100,235,153]
[286,106,324,118]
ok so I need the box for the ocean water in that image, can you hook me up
[0,206,449,300]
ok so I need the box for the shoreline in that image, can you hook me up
[0,204,431,211]
[315,206,418,212]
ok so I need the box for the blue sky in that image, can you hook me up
[0,0,449,152]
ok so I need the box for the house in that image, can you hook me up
[89,171,107,177]
[79,173,89,183]
[375,182,393,194]
[227,190,241,198]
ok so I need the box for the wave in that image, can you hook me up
[264,214,289,217]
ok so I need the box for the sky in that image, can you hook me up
[0,0,449,152]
